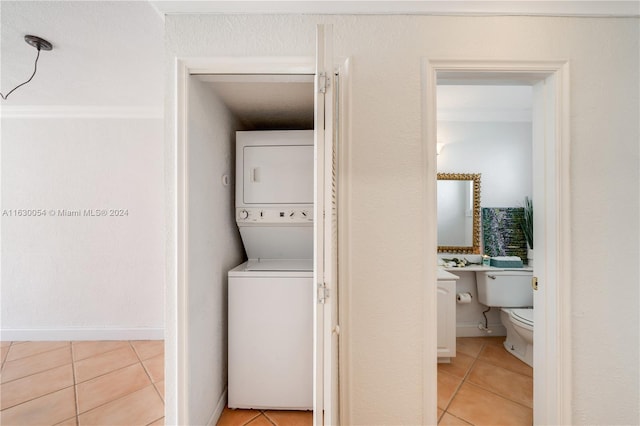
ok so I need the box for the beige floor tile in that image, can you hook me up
[1,345,72,383]
[448,382,533,426]
[131,340,164,361]
[1,363,74,410]
[480,336,506,347]
[72,340,129,361]
[5,341,69,362]
[437,370,463,410]
[456,337,486,358]
[217,407,262,426]
[478,343,533,377]
[143,353,164,383]
[76,362,151,414]
[467,360,533,408]
[264,410,313,426]
[439,412,472,425]
[0,341,11,347]
[0,386,76,425]
[438,352,476,378]
[1,345,9,367]
[78,385,164,425]
[148,418,164,426]
[246,414,275,426]
[154,380,165,401]
[74,344,139,383]
[55,417,79,426]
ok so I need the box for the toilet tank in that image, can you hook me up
[475,270,533,307]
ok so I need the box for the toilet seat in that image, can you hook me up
[509,308,534,330]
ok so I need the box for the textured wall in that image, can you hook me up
[437,121,533,207]
[186,77,245,425]
[1,117,165,339]
[165,15,639,425]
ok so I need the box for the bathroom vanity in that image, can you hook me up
[437,269,459,362]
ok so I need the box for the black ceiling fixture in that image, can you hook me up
[0,35,53,101]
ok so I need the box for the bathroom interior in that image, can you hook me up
[435,82,536,424]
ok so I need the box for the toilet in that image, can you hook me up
[475,270,534,367]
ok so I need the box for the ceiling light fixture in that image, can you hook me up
[0,35,53,101]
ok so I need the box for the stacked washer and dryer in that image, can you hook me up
[228,130,314,410]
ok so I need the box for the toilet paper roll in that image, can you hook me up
[456,292,473,304]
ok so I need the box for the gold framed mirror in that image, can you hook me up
[437,173,481,254]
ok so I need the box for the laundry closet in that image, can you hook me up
[185,72,316,419]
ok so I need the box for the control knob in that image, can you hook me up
[239,209,249,220]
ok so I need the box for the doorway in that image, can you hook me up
[423,60,571,425]
[170,38,344,424]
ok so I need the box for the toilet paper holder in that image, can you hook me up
[456,292,473,304]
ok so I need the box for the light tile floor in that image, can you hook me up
[2,337,529,425]
[0,340,165,425]
[216,407,312,426]
[438,336,533,425]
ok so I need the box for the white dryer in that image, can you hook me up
[228,130,314,410]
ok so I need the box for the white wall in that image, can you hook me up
[186,77,245,425]
[1,116,165,340]
[165,15,639,425]
[438,121,533,207]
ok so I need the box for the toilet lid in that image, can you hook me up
[510,308,534,327]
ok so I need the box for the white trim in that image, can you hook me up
[423,59,571,426]
[151,1,639,17]
[183,56,314,75]
[207,388,228,426]
[337,56,352,426]
[0,328,164,341]
[421,57,439,426]
[174,57,191,426]
[438,107,532,122]
[0,105,163,119]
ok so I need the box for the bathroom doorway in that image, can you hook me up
[423,60,571,425]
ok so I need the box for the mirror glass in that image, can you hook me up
[437,173,481,254]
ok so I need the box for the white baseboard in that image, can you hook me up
[456,323,506,337]
[1,327,164,341]
[208,387,228,426]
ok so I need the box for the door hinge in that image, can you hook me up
[318,282,330,304]
[318,72,330,94]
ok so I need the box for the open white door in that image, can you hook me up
[314,24,339,426]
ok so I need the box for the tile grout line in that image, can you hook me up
[241,411,265,426]
[441,341,487,424]
[262,411,279,426]
[443,339,533,424]
[72,341,132,363]
[3,341,71,364]
[71,341,80,424]
[130,340,165,404]
[1,342,97,386]
[0,342,11,371]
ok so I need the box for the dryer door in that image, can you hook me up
[243,144,314,205]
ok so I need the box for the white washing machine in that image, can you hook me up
[228,130,314,410]
[228,260,313,410]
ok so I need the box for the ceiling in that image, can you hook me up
[0,1,164,109]
[1,1,632,114]
[195,74,315,130]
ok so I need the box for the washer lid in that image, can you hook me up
[510,308,534,326]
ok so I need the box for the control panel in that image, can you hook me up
[236,207,313,224]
